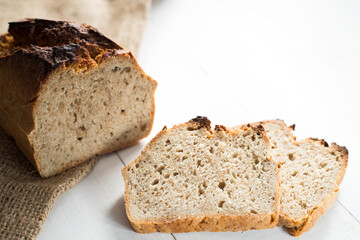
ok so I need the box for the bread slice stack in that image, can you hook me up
[257,120,348,236]
[0,19,157,177]
[122,117,281,233]
[123,118,348,235]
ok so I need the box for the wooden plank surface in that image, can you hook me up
[38,0,360,239]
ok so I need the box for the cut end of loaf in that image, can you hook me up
[30,55,156,177]
[122,117,280,233]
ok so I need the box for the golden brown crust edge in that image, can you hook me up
[257,120,349,236]
[129,213,279,233]
[281,139,348,236]
[122,117,281,233]
[279,189,339,236]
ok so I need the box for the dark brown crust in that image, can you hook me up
[0,19,157,178]
[2,18,126,73]
[0,19,127,131]
[214,125,228,132]
[8,18,121,50]
[188,116,211,131]
[309,137,329,147]
[122,118,281,233]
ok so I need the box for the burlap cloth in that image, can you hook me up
[0,0,151,239]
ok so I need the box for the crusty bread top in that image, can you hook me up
[122,117,280,226]
[0,19,140,131]
[0,19,127,72]
[8,19,121,50]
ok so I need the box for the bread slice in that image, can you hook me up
[122,117,280,233]
[0,19,157,177]
[256,120,348,236]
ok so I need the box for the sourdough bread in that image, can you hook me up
[257,120,348,236]
[122,117,280,233]
[0,19,157,177]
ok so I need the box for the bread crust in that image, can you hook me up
[122,117,281,233]
[254,119,348,236]
[0,19,157,178]
[128,213,279,233]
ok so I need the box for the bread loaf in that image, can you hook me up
[255,120,348,236]
[122,117,280,233]
[0,19,157,177]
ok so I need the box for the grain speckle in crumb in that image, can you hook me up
[122,117,280,233]
[255,120,348,236]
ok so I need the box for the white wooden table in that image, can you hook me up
[38,0,360,239]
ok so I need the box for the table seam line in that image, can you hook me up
[114,151,126,166]
[337,199,360,224]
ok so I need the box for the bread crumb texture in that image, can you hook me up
[260,120,348,236]
[122,117,280,233]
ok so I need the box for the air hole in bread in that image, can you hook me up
[209,146,214,154]
[319,162,327,168]
[156,166,165,174]
[218,182,225,190]
[300,202,307,208]
[152,179,159,185]
[251,209,258,214]
[198,187,204,196]
[218,201,225,208]
[288,153,295,161]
